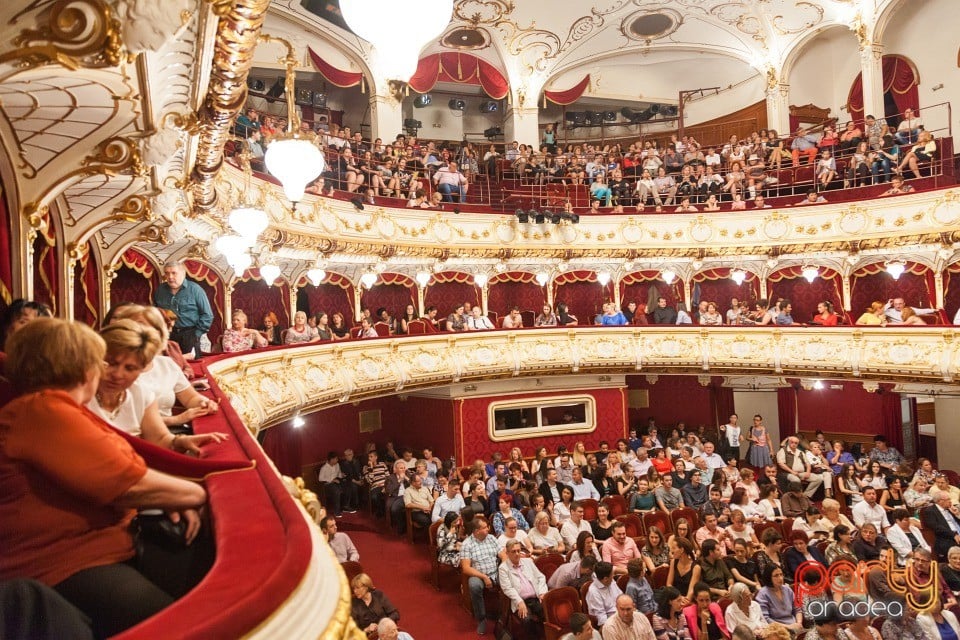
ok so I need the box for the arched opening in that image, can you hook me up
[847,54,920,126]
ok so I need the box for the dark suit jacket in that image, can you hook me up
[783,545,828,581]
[921,504,960,560]
[538,481,569,506]
[384,474,409,500]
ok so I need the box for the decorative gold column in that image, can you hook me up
[480,284,489,315]
[842,274,852,311]
[290,284,299,326]
[935,271,945,309]
[354,285,363,322]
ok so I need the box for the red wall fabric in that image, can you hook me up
[945,268,960,322]
[626,375,715,430]
[111,264,154,308]
[32,232,57,316]
[693,277,760,317]
[297,278,354,323]
[487,279,544,318]
[767,272,843,323]
[554,280,607,325]
[621,280,682,317]
[360,282,415,321]
[793,380,900,447]
[424,280,479,316]
[455,388,627,464]
[260,395,457,475]
[850,270,931,316]
[183,261,225,345]
[233,277,290,329]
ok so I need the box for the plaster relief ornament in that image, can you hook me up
[142,127,183,169]
[114,0,194,54]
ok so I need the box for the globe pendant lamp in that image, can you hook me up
[339,0,454,82]
[259,35,324,204]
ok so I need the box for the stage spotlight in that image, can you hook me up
[413,94,432,108]
[403,118,422,130]
[267,77,284,98]
[515,208,529,223]
[603,110,616,122]
[661,105,679,117]
[448,98,466,111]
[584,111,604,126]
[570,213,580,224]
[296,87,312,104]
[479,100,498,113]
[550,212,561,224]
[566,111,586,126]
[247,78,265,93]
[483,126,503,139]
[534,212,545,224]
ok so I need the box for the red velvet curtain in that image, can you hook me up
[847,55,920,124]
[881,386,905,452]
[944,265,960,322]
[408,53,508,100]
[544,74,591,106]
[233,272,290,329]
[778,386,799,439]
[424,273,479,315]
[296,272,354,323]
[711,381,736,431]
[487,273,544,318]
[32,229,57,316]
[0,182,12,311]
[307,47,364,88]
[72,245,99,327]
[766,267,844,323]
[183,260,225,345]
[360,277,415,321]
[850,262,933,316]
[260,423,303,478]
[620,271,683,317]
[693,269,761,318]
[553,271,609,324]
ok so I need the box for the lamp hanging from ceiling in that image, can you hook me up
[474,272,488,288]
[259,262,281,287]
[886,260,906,280]
[360,271,378,289]
[597,271,611,287]
[535,271,549,287]
[415,271,431,288]
[339,0,454,83]
[306,267,326,286]
[661,269,676,285]
[260,35,325,204]
[801,265,819,283]
[731,269,747,286]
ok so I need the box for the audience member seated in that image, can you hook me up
[585,561,622,626]
[724,582,766,636]
[320,516,359,562]
[89,319,227,454]
[285,310,320,344]
[0,318,207,638]
[602,593,656,640]
[498,539,548,636]
[921,488,960,561]
[221,309,268,352]
[460,518,501,635]
[754,565,802,635]
[350,573,399,635]
[683,581,731,639]
[653,586,691,638]
[561,611,602,640]
[437,512,463,568]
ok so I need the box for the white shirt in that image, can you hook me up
[138,354,191,417]
[467,315,495,330]
[497,529,530,551]
[317,462,344,483]
[560,518,593,549]
[87,380,155,436]
[630,457,653,477]
[886,522,930,566]
[585,579,622,626]
[851,500,887,531]
[721,423,741,448]
[570,479,600,501]
[703,453,725,469]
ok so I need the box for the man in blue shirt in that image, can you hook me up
[154,260,213,356]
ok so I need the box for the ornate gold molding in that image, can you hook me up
[206,327,960,434]
[0,0,122,70]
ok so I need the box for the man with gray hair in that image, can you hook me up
[921,488,960,560]
[498,538,548,636]
[153,259,213,356]
[376,617,414,640]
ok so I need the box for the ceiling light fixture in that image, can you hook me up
[228,205,268,241]
[339,0,453,83]
[360,271,378,289]
[291,414,306,428]
[260,36,325,204]
[415,271,431,287]
[474,272,488,288]
[259,262,281,287]
[597,271,611,287]
[535,271,549,287]
[661,269,676,285]
[731,269,747,286]
[801,265,819,283]
[306,267,326,286]
[886,260,906,280]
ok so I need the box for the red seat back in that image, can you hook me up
[602,495,628,518]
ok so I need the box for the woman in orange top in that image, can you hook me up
[0,318,206,638]
[810,301,839,326]
[651,447,675,474]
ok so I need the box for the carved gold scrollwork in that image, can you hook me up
[0,0,122,69]
[162,111,202,136]
[111,194,154,223]
[82,136,146,177]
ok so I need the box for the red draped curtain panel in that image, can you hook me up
[72,243,99,327]
[360,274,415,321]
[850,262,933,316]
[847,55,920,124]
[183,260,225,345]
[0,182,12,312]
[233,271,290,330]
[880,386,905,452]
[296,272,355,323]
[777,386,799,439]
[307,47,364,88]
[711,381,736,431]
[944,264,960,323]
[692,269,761,318]
[407,53,509,99]
[766,267,844,323]
[423,272,479,315]
[260,423,303,478]
[111,249,156,308]
[544,74,591,106]
[553,271,609,324]
[32,226,57,316]
[487,273,544,318]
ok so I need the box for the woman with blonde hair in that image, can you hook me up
[221,309,268,353]
[900,307,927,325]
[90,319,226,454]
[571,441,588,467]
[110,304,218,429]
[508,446,530,475]
[350,573,400,634]
[856,301,887,326]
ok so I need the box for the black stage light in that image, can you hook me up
[534,212,545,224]
[312,92,327,108]
[603,110,617,122]
[570,214,580,224]
[413,94,432,108]
[267,77,284,98]
[550,213,562,224]
[247,78,266,93]
[515,208,529,223]
[350,196,365,211]
[448,98,466,111]
[567,111,586,125]
[479,101,498,113]
[403,118,422,130]
[661,105,679,117]
[483,126,503,138]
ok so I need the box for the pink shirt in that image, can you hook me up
[601,536,641,569]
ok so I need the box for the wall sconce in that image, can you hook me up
[597,271,611,287]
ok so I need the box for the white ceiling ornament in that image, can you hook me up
[115,0,194,54]
[141,127,183,169]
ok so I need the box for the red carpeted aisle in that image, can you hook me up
[337,512,481,639]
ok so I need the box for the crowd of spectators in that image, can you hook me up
[233,104,939,213]
[319,417,960,639]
